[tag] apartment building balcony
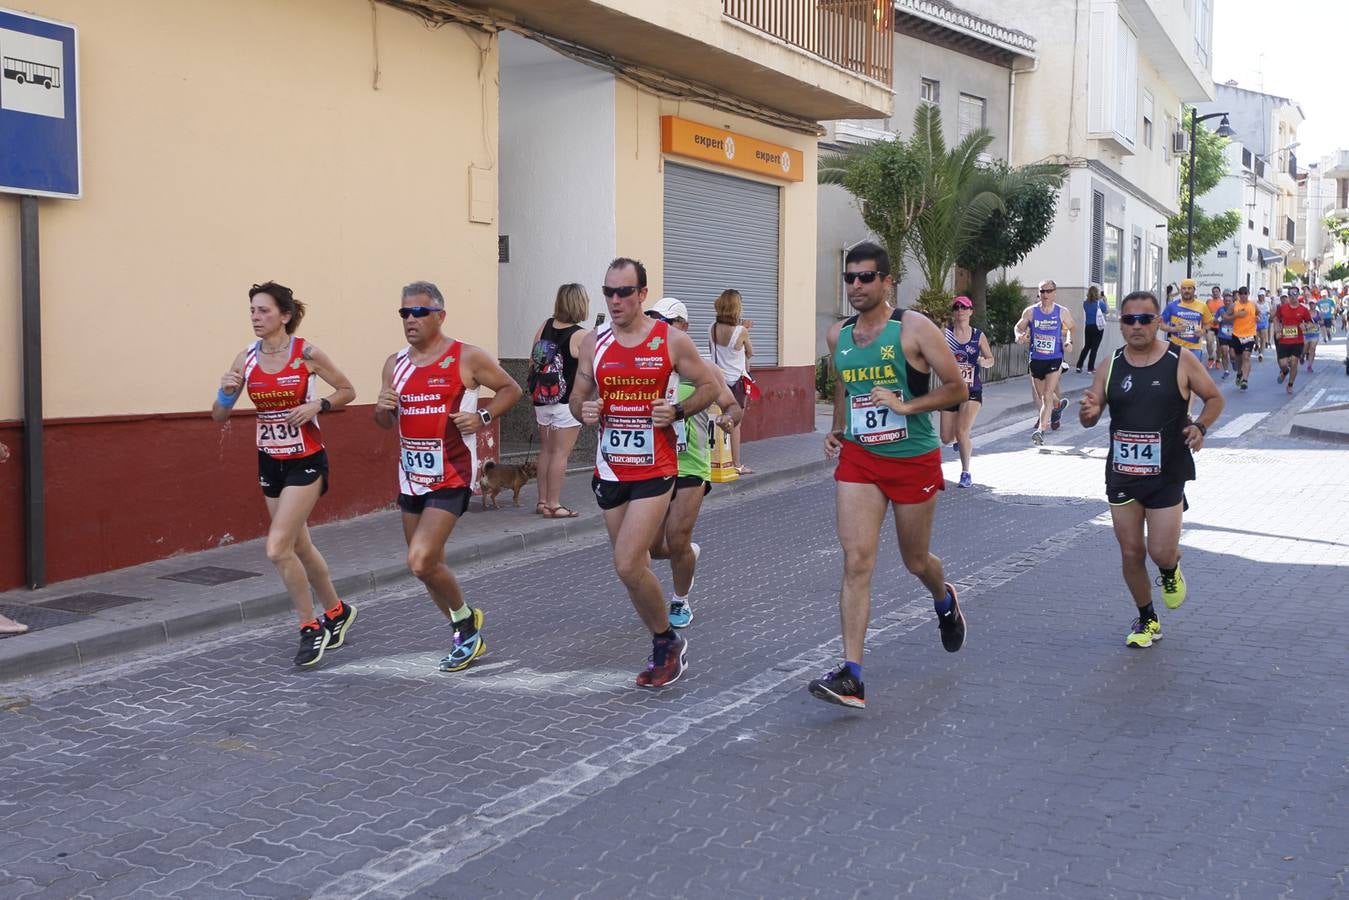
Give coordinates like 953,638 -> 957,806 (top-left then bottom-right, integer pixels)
1118,0 -> 1214,101
448,0 -> 894,121
1325,150 -> 1349,179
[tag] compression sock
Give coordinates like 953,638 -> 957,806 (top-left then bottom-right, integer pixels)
1138,602 -> 1156,623
843,661 -> 863,682
450,604 -> 473,624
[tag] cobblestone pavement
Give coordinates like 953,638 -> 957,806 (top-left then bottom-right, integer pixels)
3,358 -> 1347,899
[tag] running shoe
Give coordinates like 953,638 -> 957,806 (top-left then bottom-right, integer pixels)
294,623 -> 331,667
669,599 -> 693,629
807,664 -> 865,709
439,607 -> 486,672
1126,617 -> 1162,648
1050,397 -> 1068,430
636,632 -> 687,688
1156,566 -> 1186,609
1221,370 -> 1230,380
1277,369 -> 1286,384
936,582 -> 965,652
1031,430 -> 1045,446
958,472 -> 972,488
1308,364 -> 1314,373
1239,379 -> 1248,391
322,601 -> 358,649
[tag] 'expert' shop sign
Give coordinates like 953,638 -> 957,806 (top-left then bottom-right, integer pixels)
660,116 -> 803,183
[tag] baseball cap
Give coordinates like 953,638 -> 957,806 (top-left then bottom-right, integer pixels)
1180,278 -> 1196,289
645,297 -> 688,322
952,296 -> 973,309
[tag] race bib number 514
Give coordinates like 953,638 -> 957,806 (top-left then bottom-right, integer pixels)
1112,430 -> 1161,476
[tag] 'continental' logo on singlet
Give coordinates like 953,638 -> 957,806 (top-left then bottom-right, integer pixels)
839,364 -> 897,383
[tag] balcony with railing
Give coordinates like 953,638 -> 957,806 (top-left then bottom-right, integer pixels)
445,0 -> 893,121
722,0 -> 894,86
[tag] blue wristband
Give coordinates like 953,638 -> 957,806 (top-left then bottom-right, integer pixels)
217,387 -> 240,408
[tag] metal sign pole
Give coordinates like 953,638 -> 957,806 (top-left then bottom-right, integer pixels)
20,194 -> 45,588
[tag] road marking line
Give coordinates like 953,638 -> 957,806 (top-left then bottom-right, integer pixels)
1301,388 -> 1326,413
1210,412 -> 1267,440
318,512 -> 1112,899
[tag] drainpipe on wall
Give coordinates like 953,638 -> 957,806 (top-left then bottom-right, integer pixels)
1007,56 -> 1038,164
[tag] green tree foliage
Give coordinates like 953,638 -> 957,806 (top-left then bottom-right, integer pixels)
820,106 -> 1064,325
1167,109 -> 1241,263
983,278 -> 1028,345
956,160 -> 1066,325
818,129 -> 925,284
1325,261 -> 1349,284
1324,216 -> 1349,252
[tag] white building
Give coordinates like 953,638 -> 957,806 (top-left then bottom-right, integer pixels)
1311,149 -> 1349,284
952,0 -> 1216,316
1169,141 -> 1281,293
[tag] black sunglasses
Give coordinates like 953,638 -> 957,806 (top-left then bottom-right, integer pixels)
951,305 -> 971,311
1038,288 -> 1056,294
842,271 -> 887,284
398,306 -> 439,319
1120,313 -> 1157,325
601,285 -> 641,299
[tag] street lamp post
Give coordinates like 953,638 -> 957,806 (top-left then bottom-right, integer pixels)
1186,110 -> 1236,278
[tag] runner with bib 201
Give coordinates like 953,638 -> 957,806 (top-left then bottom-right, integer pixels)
810,242 -> 969,710
940,296 -> 994,487
1079,290 -> 1223,649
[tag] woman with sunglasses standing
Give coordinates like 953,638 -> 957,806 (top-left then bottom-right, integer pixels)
940,297 -> 994,487
213,282 -> 358,667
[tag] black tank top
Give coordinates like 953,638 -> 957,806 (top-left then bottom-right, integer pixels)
1103,346 -> 1194,487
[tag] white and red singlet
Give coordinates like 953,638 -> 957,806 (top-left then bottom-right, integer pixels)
393,341 -> 479,495
592,321 -> 679,482
243,337 -> 324,459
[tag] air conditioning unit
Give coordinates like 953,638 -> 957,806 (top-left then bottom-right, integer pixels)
1172,132 -> 1189,155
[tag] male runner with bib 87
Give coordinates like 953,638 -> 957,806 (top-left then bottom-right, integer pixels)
375,281 -> 522,673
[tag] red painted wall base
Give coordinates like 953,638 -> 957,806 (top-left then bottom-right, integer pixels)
0,367 -> 816,590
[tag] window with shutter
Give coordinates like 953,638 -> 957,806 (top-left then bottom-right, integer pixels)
958,94 -> 985,141
1091,191 -> 1105,288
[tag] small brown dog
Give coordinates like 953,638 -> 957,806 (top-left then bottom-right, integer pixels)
478,459 -> 538,510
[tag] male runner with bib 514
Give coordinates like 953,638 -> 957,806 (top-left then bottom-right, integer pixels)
569,259 -> 721,688
213,281 -> 358,668
809,242 -> 969,710
374,281 -> 522,672
1079,290 -> 1223,648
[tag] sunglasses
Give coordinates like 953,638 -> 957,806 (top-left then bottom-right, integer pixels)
951,305 -> 971,311
842,271 -> 887,284
398,306 -> 439,319
601,285 -> 641,299
1038,288 -> 1056,294
1120,313 -> 1157,325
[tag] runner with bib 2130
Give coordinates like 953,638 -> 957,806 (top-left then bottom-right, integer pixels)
808,242 -> 969,711
374,280 -> 522,673
213,281 -> 358,668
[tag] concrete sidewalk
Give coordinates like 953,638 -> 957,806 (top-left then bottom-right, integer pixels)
0,369 -> 1123,684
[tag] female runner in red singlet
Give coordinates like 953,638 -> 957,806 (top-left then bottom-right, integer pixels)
212,282 -> 357,667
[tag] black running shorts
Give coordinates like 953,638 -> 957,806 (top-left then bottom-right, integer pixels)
675,475 -> 711,495
258,449 -> 328,499
591,475 -> 675,511
1107,479 -> 1188,511
398,486 -> 471,517
944,388 -> 983,413
1276,342 -> 1304,360
1028,358 -> 1063,380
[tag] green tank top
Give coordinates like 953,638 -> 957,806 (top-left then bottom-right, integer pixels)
834,310 -> 938,459
675,380 -> 711,481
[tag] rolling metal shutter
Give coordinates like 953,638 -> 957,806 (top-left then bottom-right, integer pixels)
663,163 -> 781,366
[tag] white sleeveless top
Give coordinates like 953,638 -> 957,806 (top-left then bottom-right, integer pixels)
708,323 -> 748,383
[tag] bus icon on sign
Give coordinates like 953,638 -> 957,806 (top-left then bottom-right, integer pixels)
3,56 -> 60,89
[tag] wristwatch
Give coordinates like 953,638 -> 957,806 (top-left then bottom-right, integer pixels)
672,403 -> 686,421
319,398 -> 332,414
1191,421 -> 1207,436
478,409 -> 493,426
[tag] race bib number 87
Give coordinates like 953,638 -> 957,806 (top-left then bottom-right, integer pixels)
849,395 -> 907,446
1112,430 -> 1161,476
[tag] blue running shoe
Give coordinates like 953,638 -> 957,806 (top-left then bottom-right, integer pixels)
669,599 -> 693,629
439,607 -> 485,672
958,472 -> 972,488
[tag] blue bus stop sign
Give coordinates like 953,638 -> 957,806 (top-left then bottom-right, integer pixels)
0,7 -> 80,199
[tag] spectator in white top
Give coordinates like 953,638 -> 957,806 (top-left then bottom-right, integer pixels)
709,289 -> 754,475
